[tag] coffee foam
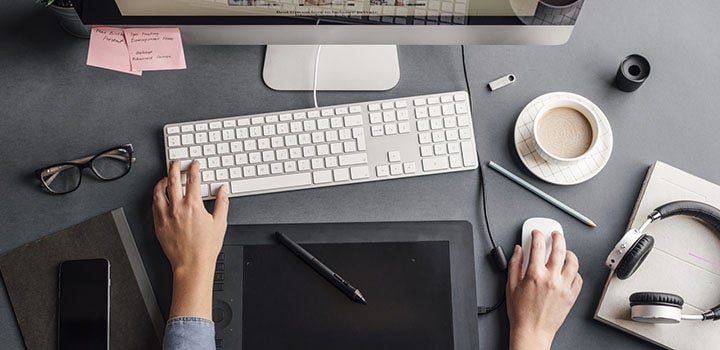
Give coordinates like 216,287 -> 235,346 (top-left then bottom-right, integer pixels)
536,107 -> 593,159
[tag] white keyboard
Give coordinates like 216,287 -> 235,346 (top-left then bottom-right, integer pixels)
163,90 -> 478,199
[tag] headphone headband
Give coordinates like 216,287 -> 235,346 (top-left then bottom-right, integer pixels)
649,200 -> 720,232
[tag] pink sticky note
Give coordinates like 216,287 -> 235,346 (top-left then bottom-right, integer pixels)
123,28 -> 187,71
86,26 -> 142,76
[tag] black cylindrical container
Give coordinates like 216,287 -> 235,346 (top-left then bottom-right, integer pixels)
615,54 -> 651,92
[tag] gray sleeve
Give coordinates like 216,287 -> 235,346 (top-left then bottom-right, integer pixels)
163,316 -> 216,350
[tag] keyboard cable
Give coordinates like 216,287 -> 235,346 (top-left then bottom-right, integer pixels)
312,19 -> 323,109
461,45 -> 508,316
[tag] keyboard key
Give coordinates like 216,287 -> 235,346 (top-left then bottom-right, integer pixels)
371,126 -> 384,137
448,142 -> 461,153
325,156 -> 338,168
298,134 -> 311,145
368,103 -> 381,111
441,95 -> 453,103
290,122 -> 303,133
290,148 -> 303,159
418,133 -> 432,144
216,169 -> 229,180
181,134 -> 194,145
384,124 -> 398,135
326,130 -> 339,142
169,148 -> 189,159
317,118 -> 330,130
195,133 -> 208,144
330,143 -> 343,154
211,182 -> 229,196
434,144 -> 447,155
279,113 -> 292,121
231,173 -> 312,193
237,118 -> 251,126
250,126 -> 262,137
202,170 -> 215,182
443,117 -> 457,128
429,105 -> 442,117
387,151 -> 401,162
317,144 -> 330,155
349,105 -> 362,113
417,120 -> 430,131
195,123 -> 208,131
265,115 -> 279,123
413,98 -> 426,106
442,104 -> 454,115
312,132 -> 325,143
276,149 -> 289,160
230,167 -> 243,179
333,168 -> 350,181
257,164 -> 270,176
221,155 -> 234,167
168,135 -> 181,147
244,140 -> 257,151
446,129 -> 459,141
307,111 -> 320,118
415,107 -> 428,118
398,122 -> 411,134
223,120 -> 236,128
343,141 -> 357,153
249,152 -> 262,163
344,115 -> 363,127
454,93 -> 467,101
321,109 -> 334,117
271,136 -> 284,148
459,128 -> 472,139
189,146 -> 202,157
383,111 -> 395,122
236,128 -> 249,139
422,156 -> 449,171
298,159 -> 311,171
330,117 -> 344,128
200,184 -> 210,197
285,134 -> 298,146
335,107 -> 348,115
449,154 -> 463,168
461,141 -> 477,166
312,158 -> 324,169
428,96 -> 440,104
262,150 -> 275,162
181,125 -> 194,133
403,162 -> 416,174
303,146 -> 316,157
203,145 -> 216,156
235,154 -> 248,165
390,163 -> 403,175
395,100 -> 408,108
243,166 -> 256,177
431,119 -> 443,130
208,157 -> 221,168
350,166 -> 370,179
284,161 -> 297,172
396,109 -> 410,120
381,102 -> 394,110
263,124 -> 276,136
420,145 -> 433,157
303,120 -> 316,131
293,112 -> 307,120
313,170 -> 332,184
251,117 -> 264,124
455,103 -> 469,114
167,126 -> 180,134
271,163 -> 284,174
257,138 -> 271,150
277,123 -> 289,134
209,122 -> 222,129
217,143 -> 230,154
339,153 -> 368,166
376,165 -> 390,177
458,115 -> 471,126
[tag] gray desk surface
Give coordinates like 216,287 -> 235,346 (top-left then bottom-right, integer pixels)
2,0 -> 719,348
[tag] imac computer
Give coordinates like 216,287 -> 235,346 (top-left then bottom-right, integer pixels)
74,0 -> 584,90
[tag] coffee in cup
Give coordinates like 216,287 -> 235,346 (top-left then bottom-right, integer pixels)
532,99 -> 599,164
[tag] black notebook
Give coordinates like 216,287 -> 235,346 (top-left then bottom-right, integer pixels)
0,208 -> 164,349
212,221 -> 478,350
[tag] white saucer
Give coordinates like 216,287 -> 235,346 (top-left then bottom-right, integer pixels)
513,92 -> 613,185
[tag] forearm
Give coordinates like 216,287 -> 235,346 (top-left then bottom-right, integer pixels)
509,328 -> 553,350
169,266 -> 215,319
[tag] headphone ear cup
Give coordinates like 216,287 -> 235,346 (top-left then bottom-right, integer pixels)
615,234 -> 654,280
629,292 -> 684,324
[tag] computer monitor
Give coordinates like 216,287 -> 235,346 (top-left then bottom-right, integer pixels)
74,0 -> 584,90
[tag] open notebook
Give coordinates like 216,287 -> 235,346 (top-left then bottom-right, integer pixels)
595,161 -> 720,349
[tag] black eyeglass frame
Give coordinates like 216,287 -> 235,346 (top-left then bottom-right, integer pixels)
34,143 -> 135,195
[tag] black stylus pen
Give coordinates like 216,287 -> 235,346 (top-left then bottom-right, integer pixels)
274,231 -> 367,305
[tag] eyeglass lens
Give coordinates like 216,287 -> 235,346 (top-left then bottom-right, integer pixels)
40,164 -> 81,194
91,148 -> 132,180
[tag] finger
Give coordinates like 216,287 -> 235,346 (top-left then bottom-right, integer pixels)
184,160 -> 202,203
527,230 -> 547,270
166,161 -> 183,205
212,185 -> 229,222
152,178 -> 169,219
571,273 -> 583,297
562,251 -> 580,279
546,231 -> 566,271
507,245 -> 523,291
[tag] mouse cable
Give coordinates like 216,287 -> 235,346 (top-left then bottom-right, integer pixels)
461,45 -> 508,316
312,44 -> 323,109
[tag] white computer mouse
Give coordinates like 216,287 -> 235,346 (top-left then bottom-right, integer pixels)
521,217 -> 564,277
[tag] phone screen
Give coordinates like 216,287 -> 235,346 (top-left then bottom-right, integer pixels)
58,259 -> 110,350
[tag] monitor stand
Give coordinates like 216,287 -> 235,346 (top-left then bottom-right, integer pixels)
263,45 -> 399,91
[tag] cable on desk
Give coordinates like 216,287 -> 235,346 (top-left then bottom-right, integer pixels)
462,44 -> 508,316
312,44 -> 323,109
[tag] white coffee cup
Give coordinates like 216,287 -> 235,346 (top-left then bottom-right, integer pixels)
532,99 -> 600,164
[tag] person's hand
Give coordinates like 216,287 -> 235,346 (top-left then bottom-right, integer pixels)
506,231 -> 582,350
152,160 -> 229,319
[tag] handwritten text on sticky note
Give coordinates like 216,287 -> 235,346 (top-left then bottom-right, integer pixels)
123,28 -> 187,71
86,27 -> 141,76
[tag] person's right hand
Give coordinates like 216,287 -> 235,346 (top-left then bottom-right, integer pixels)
506,230 -> 583,350
152,160 -> 229,319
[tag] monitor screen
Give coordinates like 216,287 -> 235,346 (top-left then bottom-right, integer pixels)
77,0 -> 583,26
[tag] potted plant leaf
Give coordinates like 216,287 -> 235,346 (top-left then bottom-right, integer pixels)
41,0 -> 91,38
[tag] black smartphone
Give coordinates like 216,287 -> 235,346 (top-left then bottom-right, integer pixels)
58,258 -> 110,350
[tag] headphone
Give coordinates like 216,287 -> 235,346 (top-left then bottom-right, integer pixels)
605,200 -> 720,324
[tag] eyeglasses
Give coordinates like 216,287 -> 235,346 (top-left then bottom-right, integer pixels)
34,144 -> 135,195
